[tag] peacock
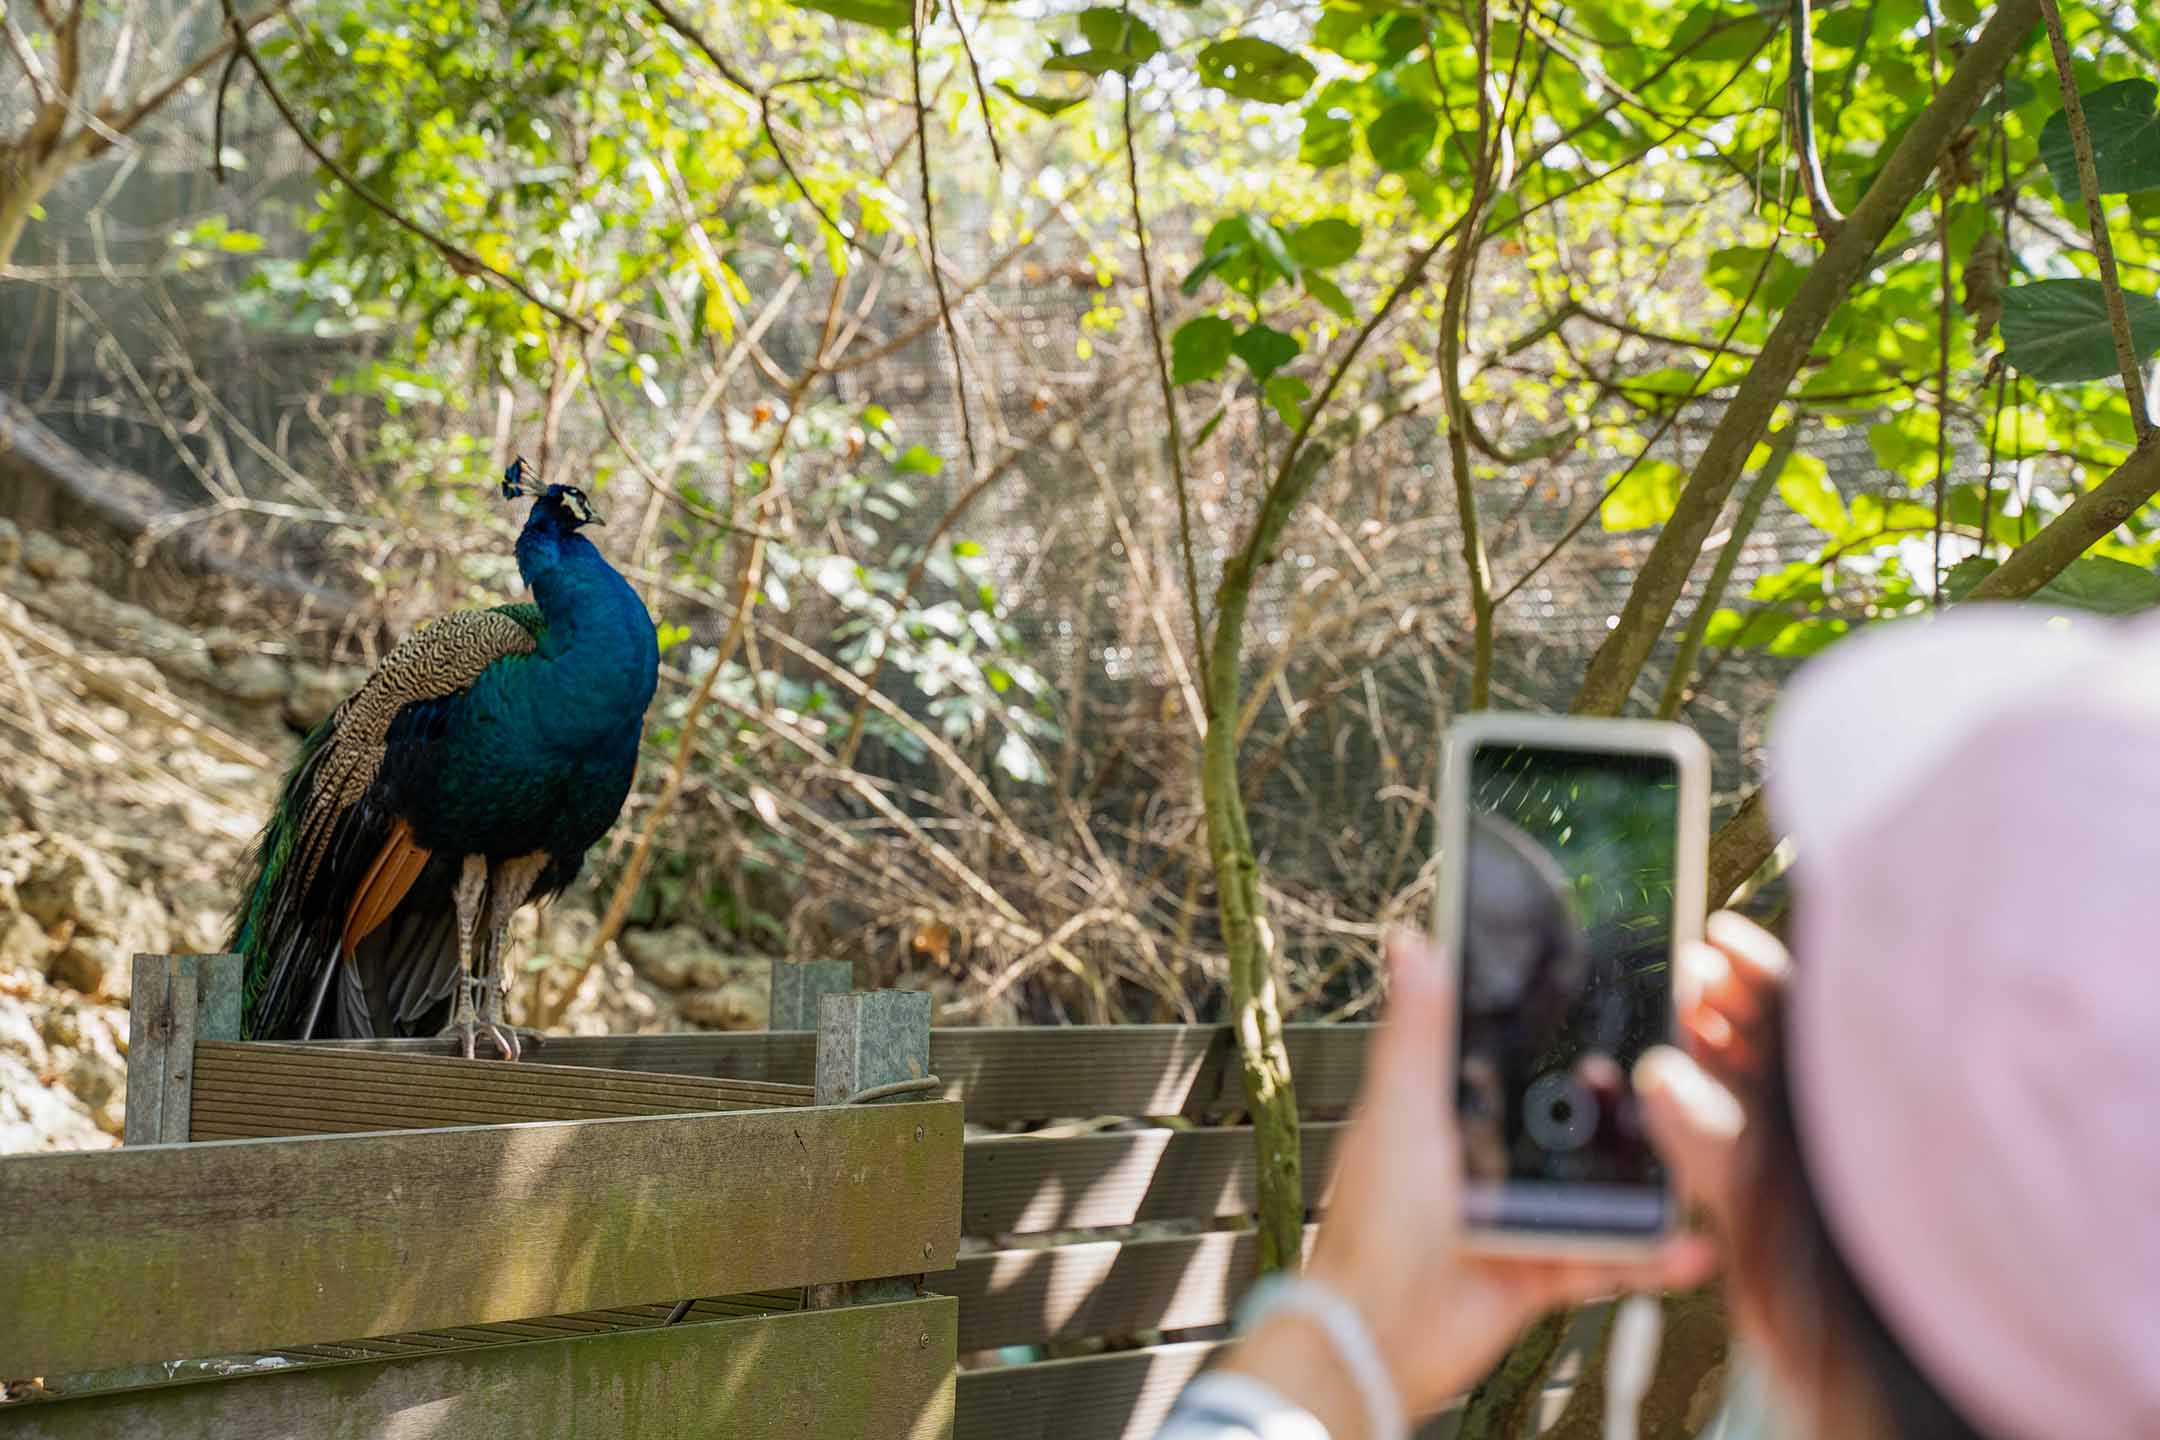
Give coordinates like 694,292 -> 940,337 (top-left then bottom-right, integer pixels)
227,459 -> 659,1058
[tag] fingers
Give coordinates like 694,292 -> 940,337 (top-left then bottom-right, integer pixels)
1677,912 -> 1790,1075
1371,929 -> 1450,1089
1480,1233 -> 1718,1314
1635,1046 -> 1744,1235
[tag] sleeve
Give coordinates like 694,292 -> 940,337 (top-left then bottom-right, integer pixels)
1153,1372 -> 1335,1440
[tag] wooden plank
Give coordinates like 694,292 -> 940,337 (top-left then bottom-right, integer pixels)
953,1341 -> 1222,1440
186,1043 -> 808,1139
948,1226 -> 1319,1352
309,1025 -> 1373,1124
0,1100 -> 961,1378
122,956 -> 241,1145
8,1296 -> 956,1440
962,1124 -> 1342,1236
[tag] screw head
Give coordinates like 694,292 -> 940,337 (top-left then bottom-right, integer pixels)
922,1241 -> 934,1260
919,1332 -> 930,1349
914,1123 -> 925,1142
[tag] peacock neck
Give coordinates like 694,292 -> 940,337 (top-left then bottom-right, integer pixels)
516,527 -> 658,723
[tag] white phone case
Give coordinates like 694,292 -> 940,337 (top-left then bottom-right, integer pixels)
1433,712 -> 1711,1258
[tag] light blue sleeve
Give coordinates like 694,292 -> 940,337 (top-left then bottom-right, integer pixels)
1154,1372 -> 1334,1440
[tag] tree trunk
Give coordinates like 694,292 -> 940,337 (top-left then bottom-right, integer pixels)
1201,565 -> 1305,1274
0,146 -> 66,271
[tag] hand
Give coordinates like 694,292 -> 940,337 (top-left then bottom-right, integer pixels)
1217,931 -> 1715,1433
1635,910 -> 1792,1247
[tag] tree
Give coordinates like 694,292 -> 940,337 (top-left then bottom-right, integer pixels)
0,0 -> 281,267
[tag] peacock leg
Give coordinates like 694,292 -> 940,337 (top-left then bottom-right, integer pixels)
477,852 -> 550,1061
439,854 -> 489,1060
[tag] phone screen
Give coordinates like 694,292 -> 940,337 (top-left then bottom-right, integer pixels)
1453,742 -> 1679,1236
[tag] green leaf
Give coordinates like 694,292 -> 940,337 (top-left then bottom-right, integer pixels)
1303,270 -> 1354,319
2038,80 -> 2160,202
2000,279 -> 2160,385
1600,459 -> 1685,532
2034,556 -> 2160,614
1366,100 -> 1438,173
1943,555 -> 1998,604
1046,7 -> 1162,75
1239,214 -> 1299,285
788,0 -> 910,28
1668,4 -> 1778,61
1232,323 -> 1301,380
1301,110 -> 1355,168
656,621 -> 691,653
1190,405 -> 1229,449
894,444 -> 944,475
1288,218 -> 1362,269
1767,617 -> 1849,658
1705,245 -> 1804,309
994,78 -> 1090,116
1312,7 -> 1425,65
1171,314 -> 1236,384
1197,38 -> 1317,104
1264,374 -> 1311,426
1777,451 -> 1845,533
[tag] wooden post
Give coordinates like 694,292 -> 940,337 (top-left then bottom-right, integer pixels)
122,955 -> 243,1147
812,989 -> 936,1308
770,958 -> 853,1031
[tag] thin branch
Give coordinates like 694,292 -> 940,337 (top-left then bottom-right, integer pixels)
1929,6 -> 1952,602
1122,74 -> 1209,700
1791,0 -> 1845,239
2037,0 -> 2154,440
210,48 -> 243,182
1657,423 -> 1796,719
216,0 -> 588,331
1443,0 -> 1499,709
908,0 -> 980,481
947,0 -> 1003,170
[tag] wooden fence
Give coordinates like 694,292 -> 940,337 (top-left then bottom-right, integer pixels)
3,955 -> 1611,1438
0,956 -> 960,1439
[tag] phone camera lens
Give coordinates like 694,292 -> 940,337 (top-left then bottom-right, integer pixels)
1523,1071 -> 1598,1152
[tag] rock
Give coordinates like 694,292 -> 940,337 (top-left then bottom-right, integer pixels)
621,925 -> 726,991
0,1052 -> 111,1154
108,882 -> 173,956
0,995 -> 47,1070
18,837 -> 122,931
21,531 -> 91,583
47,1006 -> 127,1136
0,912 -> 52,974
284,664 -> 354,731
0,517 -> 20,584
50,935 -> 128,999
679,979 -> 767,1030
216,653 -> 289,705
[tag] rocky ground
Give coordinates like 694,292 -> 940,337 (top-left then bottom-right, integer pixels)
0,517 -> 775,1154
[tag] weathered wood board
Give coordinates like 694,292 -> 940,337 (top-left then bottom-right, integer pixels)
316,1024 -> 1374,1124
187,1042 -> 810,1140
8,1297 -> 956,1440
0,1101 -> 960,1378
946,1225 -> 1319,1352
961,1124 -> 1343,1236
953,1341 -> 1222,1440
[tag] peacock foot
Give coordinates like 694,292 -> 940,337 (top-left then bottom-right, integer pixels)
477,989 -> 537,1061
440,982 -> 483,1060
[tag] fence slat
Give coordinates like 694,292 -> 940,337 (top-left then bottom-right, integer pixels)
0,1101 -> 959,1378
186,1042 -> 807,1139
953,1341 -> 1222,1440
308,1025 -> 1373,1124
961,1125 -> 1343,1236
948,1225 -> 1319,1352
8,1296 -> 957,1440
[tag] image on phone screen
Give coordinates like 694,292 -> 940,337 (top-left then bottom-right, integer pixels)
1454,742 -> 1678,1236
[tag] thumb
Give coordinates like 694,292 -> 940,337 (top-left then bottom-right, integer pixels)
1635,1046 -> 1744,1233
1372,929 -> 1450,1091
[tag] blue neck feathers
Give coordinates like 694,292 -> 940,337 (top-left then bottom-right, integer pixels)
514,505 -> 659,726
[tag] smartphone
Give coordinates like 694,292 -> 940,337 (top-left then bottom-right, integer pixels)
1434,713 -> 1709,1257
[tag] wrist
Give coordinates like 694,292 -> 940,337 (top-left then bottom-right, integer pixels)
1217,1313 -> 1376,1440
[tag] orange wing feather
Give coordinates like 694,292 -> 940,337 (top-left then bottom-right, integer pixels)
342,818 -> 432,956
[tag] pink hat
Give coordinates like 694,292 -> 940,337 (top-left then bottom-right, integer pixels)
1769,605 -> 2160,1440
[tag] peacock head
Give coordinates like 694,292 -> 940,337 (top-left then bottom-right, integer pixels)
501,456 -> 604,530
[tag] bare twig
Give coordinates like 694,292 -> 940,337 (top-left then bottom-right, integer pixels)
2036,0 -> 2153,440
1122,76 -> 1210,700
1791,0 -> 1845,239
946,0 -> 1003,169
907,0 -> 980,481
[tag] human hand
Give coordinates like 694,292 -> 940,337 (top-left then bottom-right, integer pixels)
1634,910 -> 1792,1247
1219,931 -> 1715,1432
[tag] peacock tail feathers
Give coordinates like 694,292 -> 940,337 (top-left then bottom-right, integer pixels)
229,605 -> 546,1037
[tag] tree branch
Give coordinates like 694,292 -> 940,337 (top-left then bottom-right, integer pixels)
1791,0 -> 1846,239
1570,0 -> 2042,716
216,0 -> 588,331
1658,423 -> 1796,719
908,0 -> 979,480
2036,0 -> 2153,440
1123,76 -> 1209,700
